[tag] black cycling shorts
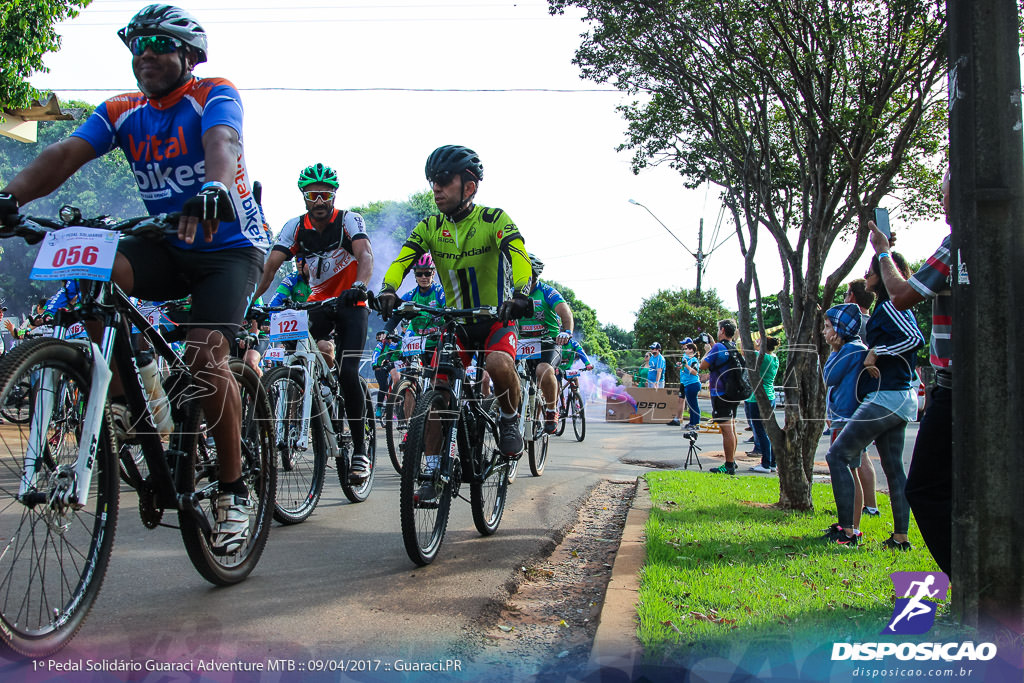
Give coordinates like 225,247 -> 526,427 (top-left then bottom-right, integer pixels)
117,237 -> 262,342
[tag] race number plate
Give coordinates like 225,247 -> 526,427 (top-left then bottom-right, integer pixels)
30,227 -> 119,281
269,309 -> 309,341
264,347 -> 286,363
402,335 -> 425,357
65,322 -> 88,339
516,338 -> 542,360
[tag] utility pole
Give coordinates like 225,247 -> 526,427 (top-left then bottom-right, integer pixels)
948,0 -> 1024,630
695,217 -> 705,296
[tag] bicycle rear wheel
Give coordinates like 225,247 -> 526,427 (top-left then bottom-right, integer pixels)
470,397 -> 508,535
571,390 -> 586,442
400,388 -> 455,565
263,365 -> 326,524
179,360 -> 275,585
528,395 -> 549,477
385,378 -> 418,474
340,377 -> 376,503
0,338 -> 119,657
554,387 -> 567,437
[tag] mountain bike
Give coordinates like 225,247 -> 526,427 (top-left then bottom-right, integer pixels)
252,301 -> 376,525
515,337 -> 550,477
383,333 -> 438,474
556,368 -> 586,442
0,210 -> 274,657
390,301 -> 513,566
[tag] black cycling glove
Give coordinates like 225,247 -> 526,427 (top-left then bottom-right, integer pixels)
182,183 -> 236,222
376,287 -> 398,320
337,282 -> 368,309
0,193 -> 19,228
498,292 -> 533,323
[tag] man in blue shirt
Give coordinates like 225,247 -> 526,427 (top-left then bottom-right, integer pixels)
700,319 -> 740,475
646,342 -> 666,388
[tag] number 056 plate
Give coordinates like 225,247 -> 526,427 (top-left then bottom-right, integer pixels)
30,227 -> 119,281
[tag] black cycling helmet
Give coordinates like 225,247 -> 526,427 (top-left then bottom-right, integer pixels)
425,145 -> 484,183
118,5 -> 208,64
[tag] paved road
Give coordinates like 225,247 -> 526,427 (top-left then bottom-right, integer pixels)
2,402 -> 920,677
3,404 -> 654,675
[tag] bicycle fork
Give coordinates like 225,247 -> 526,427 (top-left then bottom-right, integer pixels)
20,340 -> 112,509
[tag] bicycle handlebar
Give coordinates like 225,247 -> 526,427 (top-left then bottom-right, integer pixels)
0,211 -> 183,245
393,300 -> 498,320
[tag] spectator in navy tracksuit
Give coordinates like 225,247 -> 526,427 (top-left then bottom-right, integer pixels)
822,252 -> 924,548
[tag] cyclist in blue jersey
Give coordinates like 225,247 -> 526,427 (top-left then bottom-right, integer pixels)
0,5 -> 268,555
44,280 -> 81,315
268,257 -> 312,306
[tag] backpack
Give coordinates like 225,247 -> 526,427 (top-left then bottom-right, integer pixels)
718,341 -> 754,403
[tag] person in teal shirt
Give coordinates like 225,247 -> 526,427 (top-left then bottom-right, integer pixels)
669,339 -> 702,429
746,336 -> 780,473
646,342 -> 666,388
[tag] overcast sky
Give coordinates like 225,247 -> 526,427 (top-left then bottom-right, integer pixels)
30,0 -> 952,331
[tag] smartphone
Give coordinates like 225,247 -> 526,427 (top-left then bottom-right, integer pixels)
873,207 -> 891,239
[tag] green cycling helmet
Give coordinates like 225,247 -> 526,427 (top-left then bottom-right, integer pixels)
297,163 -> 339,190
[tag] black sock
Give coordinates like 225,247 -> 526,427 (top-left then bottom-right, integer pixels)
219,477 -> 249,498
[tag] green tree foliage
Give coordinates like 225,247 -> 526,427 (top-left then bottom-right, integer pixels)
0,101 -> 144,313
633,287 -> 729,381
0,0 -> 91,112
551,0 -> 948,509
545,279 -> 616,371
353,190 -> 436,243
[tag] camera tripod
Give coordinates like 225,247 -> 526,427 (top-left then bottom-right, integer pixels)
683,429 -> 702,470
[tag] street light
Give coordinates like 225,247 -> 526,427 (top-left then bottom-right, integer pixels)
628,198 -> 706,294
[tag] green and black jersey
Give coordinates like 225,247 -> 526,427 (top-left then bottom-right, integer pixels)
383,205 -> 531,308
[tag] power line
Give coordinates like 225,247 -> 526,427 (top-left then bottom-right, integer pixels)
46,86 -> 620,93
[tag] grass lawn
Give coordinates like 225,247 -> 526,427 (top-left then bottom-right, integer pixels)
639,471 -> 954,665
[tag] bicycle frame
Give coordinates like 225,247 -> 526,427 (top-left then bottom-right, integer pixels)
19,280 -> 206,527
275,331 -> 342,459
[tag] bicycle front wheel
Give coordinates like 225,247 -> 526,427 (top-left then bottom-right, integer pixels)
385,378 -> 418,475
0,376 -> 32,424
471,397 -> 508,535
179,360 -> 275,585
263,365 -> 326,525
0,338 -> 119,657
400,388 -> 455,565
528,395 -> 548,477
571,390 -> 586,442
340,377 -> 376,503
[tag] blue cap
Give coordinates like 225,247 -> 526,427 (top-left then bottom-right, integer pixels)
826,303 -> 862,341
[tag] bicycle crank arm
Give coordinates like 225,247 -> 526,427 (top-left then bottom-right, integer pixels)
177,492 -> 213,538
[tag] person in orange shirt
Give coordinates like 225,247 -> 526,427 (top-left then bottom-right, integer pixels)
253,162 -> 375,483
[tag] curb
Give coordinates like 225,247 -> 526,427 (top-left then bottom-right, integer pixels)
586,476 -> 650,677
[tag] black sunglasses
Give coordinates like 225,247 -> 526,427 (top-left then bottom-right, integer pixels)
428,170 -> 458,186
414,271 -> 433,277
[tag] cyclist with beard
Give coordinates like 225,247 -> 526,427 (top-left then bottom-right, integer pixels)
0,5 -> 269,555
377,145 -> 532,462
253,163 -> 375,484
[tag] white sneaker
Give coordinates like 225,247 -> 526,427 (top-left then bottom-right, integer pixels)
211,493 -> 253,556
348,453 -> 372,484
749,464 -> 772,473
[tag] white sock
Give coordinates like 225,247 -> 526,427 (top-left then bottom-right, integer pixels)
500,409 -> 518,420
